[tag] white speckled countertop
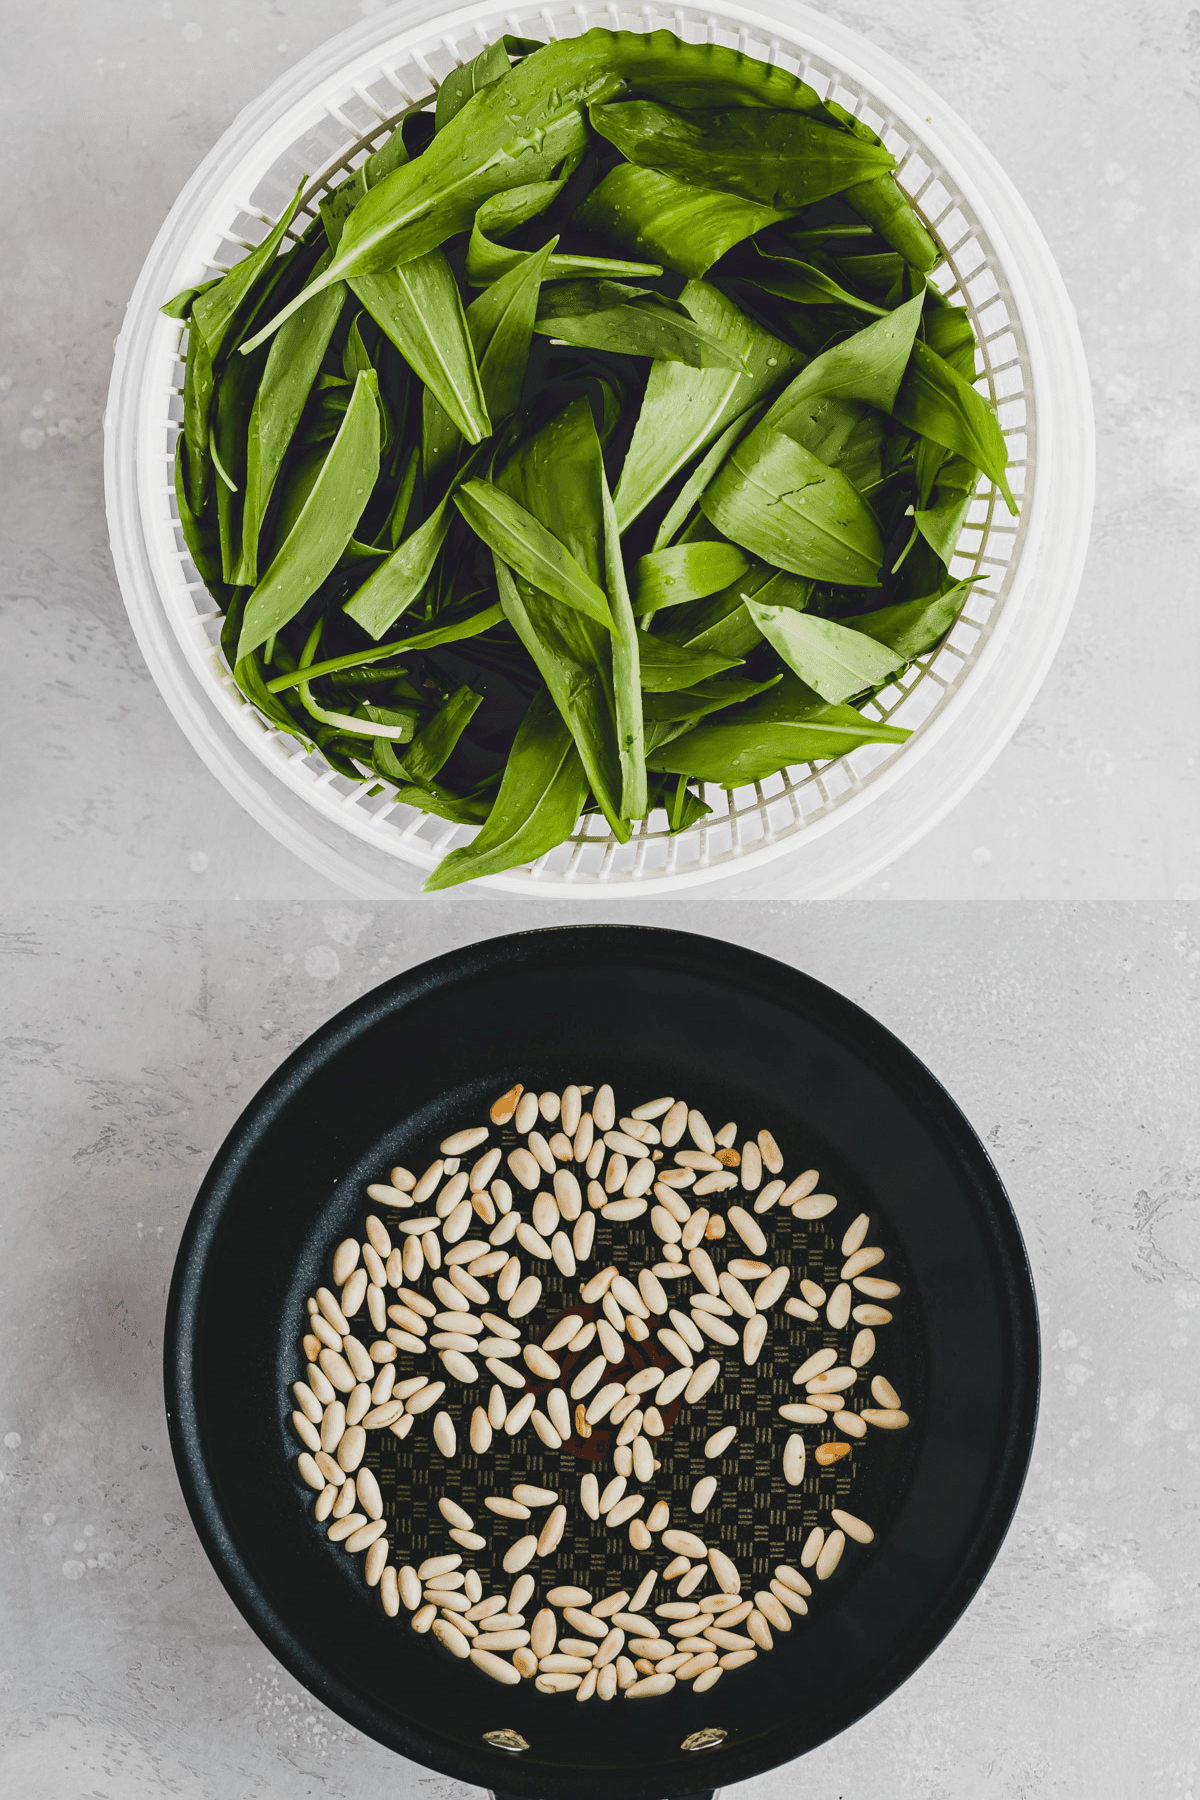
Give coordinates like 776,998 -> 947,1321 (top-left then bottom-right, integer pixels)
1,0 -> 1197,1794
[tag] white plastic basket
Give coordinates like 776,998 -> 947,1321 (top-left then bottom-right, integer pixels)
105,0 -> 1094,898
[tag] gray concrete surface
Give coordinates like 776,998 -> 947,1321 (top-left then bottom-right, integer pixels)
1,901 -> 1197,1798
1,0 -> 1198,1796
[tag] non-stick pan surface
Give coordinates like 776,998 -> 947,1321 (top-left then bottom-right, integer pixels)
164,926 -> 1039,1799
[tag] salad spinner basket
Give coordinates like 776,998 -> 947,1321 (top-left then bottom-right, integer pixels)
105,0 -> 1094,897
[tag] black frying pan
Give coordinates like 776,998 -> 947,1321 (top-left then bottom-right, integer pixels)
164,925 -> 1038,1799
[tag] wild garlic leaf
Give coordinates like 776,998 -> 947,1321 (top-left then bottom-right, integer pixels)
588,100 -> 896,210
454,479 -> 614,628
744,595 -> 906,702
237,370 -> 380,662
534,280 -> 746,367
423,689 -> 589,890
894,341 -> 1016,511
636,636 -> 745,692
841,578 -> 977,659
352,251 -> 490,445
615,280 -> 801,532
700,425 -> 884,585
648,671 -> 909,783
631,541 -> 751,616
574,163 -> 790,279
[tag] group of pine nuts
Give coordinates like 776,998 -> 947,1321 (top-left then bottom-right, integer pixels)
290,1082 -> 910,1699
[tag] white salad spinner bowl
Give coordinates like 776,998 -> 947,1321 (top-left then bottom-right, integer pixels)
105,0 -> 1094,897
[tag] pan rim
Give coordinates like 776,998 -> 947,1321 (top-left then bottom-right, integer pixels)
163,923 -> 1040,1797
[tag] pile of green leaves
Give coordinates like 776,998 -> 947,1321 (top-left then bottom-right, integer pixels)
166,28 -> 1014,889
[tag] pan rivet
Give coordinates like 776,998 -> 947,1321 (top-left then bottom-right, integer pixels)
682,1728 -> 727,1752
483,1729 -> 530,1753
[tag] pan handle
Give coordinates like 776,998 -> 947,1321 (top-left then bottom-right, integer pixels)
489,1792 -> 718,1800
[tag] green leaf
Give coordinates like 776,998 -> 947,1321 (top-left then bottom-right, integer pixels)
454,479 -> 614,628
235,261 -> 346,585
912,455 -> 978,566
265,601 -> 504,692
182,182 -> 304,506
232,643 -> 315,751
435,37 -> 540,134
588,100 -> 895,210
700,425 -> 884,585
615,279 -> 801,532
236,370 -> 380,661
841,578 -> 976,659
600,473 -> 647,820
636,636 -> 744,691
396,685 -> 483,784
173,434 -> 221,587
631,541 -> 750,615
744,591 -> 905,701
648,672 -> 909,782
239,37 -> 622,346
212,340 -> 265,581
239,30 -> 934,349
741,244 -> 888,315
320,131 -> 411,251
533,280 -> 745,368
423,688 -> 589,889
471,238 -> 557,422
493,397 -> 628,836
764,291 -> 926,428
343,497 -> 454,639
161,275 -> 221,321
893,340 -> 1015,511
839,170 -> 939,272
574,162 -> 790,279
351,251 -> 490,444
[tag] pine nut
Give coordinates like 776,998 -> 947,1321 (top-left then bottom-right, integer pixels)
495,1256 -> 520,1302
853,1302 -> 893,1326
407,1381 -> 445,1415
293,1381 -> 323,1424
827,1283 -> 852,1329
537,1504 -> 567,1554
691,1476 -> 717,1513
432,1412 -> 456,1456
861,1407 -> 909,1429
501,1536 -> 537,1574
523,1344 -> 559,1381
871,1374 -> 902,1409
783,1434 -> 806,1485
592,1084 -> 616,1130
685,1359 -> 720,1404
325,1504 -> 368,1548
356,1468 -> 383,1520
344,1518 -> 387,1553
628,1672 -> 675,1697
752,1179 -> 786,1215
850,1328 -> 875,1368
508,1274 -> 541,1318
708,1548 -> 741,1593
490,1084 -> 522,1126
785,1298 -> 819,1323
507,1148 -> 540,1190
486,1384 -> 508,1429
580,1266 -> 617,1304
504,1393 -> 536,1435
727,1207 -> 767,1256
539,1387 -> 568,1440
606,1495 -> 645,1528
432,1616 -> 471,1658
754,1267 -> 789,1309
337,1426 -> 366,1472
441,1126 -> 488,1157
815,1529 -> 845,1580
794,1193 -> 837,1219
